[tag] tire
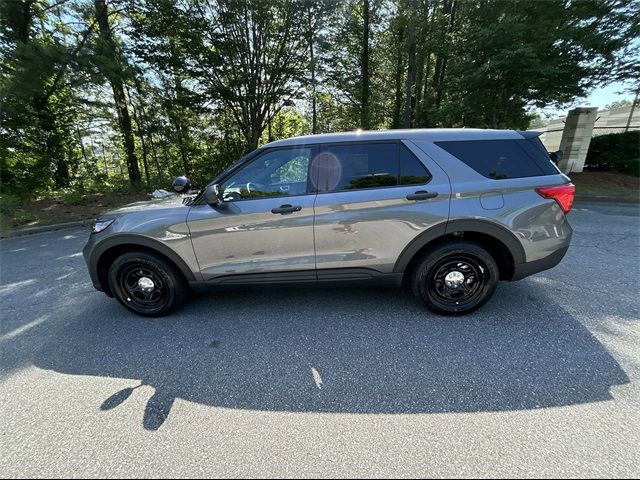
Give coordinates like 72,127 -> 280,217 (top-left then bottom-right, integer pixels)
108,251 -> 188,317
410,241 -> 499,316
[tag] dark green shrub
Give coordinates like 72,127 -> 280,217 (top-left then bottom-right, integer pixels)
0,193 -> 36,229
585,131 -> 640,176
53,188 -> 85,206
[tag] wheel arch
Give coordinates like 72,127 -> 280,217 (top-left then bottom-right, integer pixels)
394,219 -> 525,282
90,235 -> 196,296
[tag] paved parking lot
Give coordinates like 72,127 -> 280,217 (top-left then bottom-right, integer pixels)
1,202 -> 639,478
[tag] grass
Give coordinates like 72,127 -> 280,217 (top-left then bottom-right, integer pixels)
0,190 -> 149,233
570,171 -> 639,202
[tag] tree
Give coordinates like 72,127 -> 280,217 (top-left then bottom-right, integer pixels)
320,0 -> 389,130
604,99 -> 633,110
188,0 -> 309,150
433,0 -> 640,128
360,0 -> 371,129
127,0 -> 206,177
2,0 -> 639,207
0,0 -> 87,194
402,0 -> 417,128
390,10 -> 405,129
93,0 -> 141,184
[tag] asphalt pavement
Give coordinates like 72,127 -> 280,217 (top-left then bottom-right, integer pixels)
1,202 -> 639,478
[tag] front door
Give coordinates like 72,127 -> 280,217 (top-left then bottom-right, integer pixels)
187,146 -> 318,283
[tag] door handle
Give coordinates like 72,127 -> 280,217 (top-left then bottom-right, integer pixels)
406,190 -> 438,201
271,204 -> 302,215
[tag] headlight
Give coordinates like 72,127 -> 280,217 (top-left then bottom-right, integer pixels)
92,219 -> 115,234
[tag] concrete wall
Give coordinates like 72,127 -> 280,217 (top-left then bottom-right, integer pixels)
556,107 -> 599,173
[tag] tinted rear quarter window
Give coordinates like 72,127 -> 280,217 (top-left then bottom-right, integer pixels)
400,143 -> 432,185
435,139 -> 557,179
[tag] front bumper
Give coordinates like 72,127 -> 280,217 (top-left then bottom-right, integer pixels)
82,234 -> 104,292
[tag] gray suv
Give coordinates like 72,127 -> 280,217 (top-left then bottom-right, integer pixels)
83,129 -> 574,317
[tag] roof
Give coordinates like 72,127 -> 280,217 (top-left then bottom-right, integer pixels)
265,128 -> 527,148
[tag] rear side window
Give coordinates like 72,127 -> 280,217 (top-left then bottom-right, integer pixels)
400,143 -> 432,185
313,142 -> 432,192
435,139 -> 557,179
319,143 -> 397,191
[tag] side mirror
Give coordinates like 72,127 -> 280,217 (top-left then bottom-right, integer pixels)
204,184 -> 221,205
172,176 -> 191,193
549,150 -> 563,164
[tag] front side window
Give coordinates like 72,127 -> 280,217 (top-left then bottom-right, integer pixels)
220,148 -> 313,200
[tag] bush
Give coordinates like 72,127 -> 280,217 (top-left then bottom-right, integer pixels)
0,193 -> 36,228
53,188 -> 85,206
585,131 -> 640,176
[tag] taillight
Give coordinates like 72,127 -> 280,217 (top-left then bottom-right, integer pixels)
536,184 -> 575,214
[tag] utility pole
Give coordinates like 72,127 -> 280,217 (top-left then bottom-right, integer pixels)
625,86 -> 639,132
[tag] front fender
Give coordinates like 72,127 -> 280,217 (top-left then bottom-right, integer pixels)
84,233 -> 201,294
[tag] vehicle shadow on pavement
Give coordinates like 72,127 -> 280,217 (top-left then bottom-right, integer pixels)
32,280 -> 629,431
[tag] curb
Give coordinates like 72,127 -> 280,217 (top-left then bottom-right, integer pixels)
0,219 -> 94,239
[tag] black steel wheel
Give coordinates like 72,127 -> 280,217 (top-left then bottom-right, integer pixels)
411,241 -> 499,315
108,251 -> 188,317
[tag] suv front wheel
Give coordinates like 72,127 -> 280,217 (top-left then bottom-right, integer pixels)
411,241 -> 499,315
108,251 -> 188,317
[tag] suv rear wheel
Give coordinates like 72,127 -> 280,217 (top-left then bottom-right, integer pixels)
411,241 -> 499,315
108,251 -> 188,317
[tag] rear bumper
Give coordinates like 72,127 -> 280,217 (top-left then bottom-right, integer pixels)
511,245 -> 569,281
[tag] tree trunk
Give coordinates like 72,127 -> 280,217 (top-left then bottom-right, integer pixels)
433,0 -> 456,109
94,0 -> 141,185
18,0 -> 35,43
148,132 -> 162,178
307,8 -> 318,134
127,88 -> 150,188
404,0 -> 417,128
76,126 -> 88,164
169,39 -> 192,176
423,52 -> 432,104
170,114 -> 191,176
414,53 -> 424,118
131,76 -> 162,177
360,0 -> 371,129
392,24 -> 405,129
247,122 -> 263,151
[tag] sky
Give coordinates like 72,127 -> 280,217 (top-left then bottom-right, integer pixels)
538,79 -> 638,120
579,80 -> 637,109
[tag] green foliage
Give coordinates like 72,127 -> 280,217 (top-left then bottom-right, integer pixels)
604,99 -> 634,110
0,193 -> 36,228
585,131 -> 640,176
54,189 -> 86,206
419,0 -> 639,128
528,112 -> 548,130
261,109 -> 311,144
1,0 -> 638,204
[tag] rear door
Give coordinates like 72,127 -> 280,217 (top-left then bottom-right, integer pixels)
312,140 -> 451,277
